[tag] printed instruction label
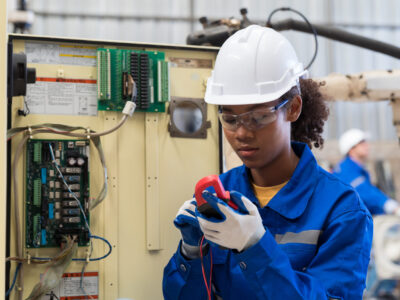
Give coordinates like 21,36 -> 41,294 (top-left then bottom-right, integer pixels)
26,77 -> 98,116
26,42 -> 97,66
169,57 -> 213,69
40,271 -> 99,300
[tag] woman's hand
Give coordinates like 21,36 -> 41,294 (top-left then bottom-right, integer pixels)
197,191 -> 265,252
174,199 -> 204,247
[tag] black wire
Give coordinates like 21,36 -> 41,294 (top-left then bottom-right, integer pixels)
17,97 -> 31,116
266,7 -> 318,69
49,291 -> 60,300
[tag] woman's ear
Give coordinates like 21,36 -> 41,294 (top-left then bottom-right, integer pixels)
286,95 -> 302,122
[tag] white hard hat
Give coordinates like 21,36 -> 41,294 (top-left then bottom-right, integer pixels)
205,25 -> 308,105
339,128 -> 368,155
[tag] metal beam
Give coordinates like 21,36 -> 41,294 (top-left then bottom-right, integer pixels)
32,10 -> 400,31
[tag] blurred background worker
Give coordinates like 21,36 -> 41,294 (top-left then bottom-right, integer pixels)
333,128 -> 399,216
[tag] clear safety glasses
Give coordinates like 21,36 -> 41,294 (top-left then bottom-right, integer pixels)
218,99 -> 289,131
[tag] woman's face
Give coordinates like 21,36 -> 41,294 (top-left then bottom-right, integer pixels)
222,98 -> 300,170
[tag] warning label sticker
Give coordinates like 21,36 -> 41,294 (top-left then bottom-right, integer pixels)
26,42 -> 97,66
26,77 -> 98,116
40,272 -> 99,300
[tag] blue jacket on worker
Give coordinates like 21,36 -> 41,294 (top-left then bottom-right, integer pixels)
163,142 -> 373,299
333,156 -> 388,215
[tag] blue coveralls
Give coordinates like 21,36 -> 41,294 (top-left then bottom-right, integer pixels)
163,142 -> 373,299
333,156 -> 389,215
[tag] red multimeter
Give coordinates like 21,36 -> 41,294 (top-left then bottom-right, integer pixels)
195,175 -> 238,219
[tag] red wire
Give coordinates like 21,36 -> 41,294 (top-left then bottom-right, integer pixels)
200,236 -> 213,300
209,244 -> 213,297
200,236 -> 209,297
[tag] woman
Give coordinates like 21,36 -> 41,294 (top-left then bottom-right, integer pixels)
163,25 -> 372,299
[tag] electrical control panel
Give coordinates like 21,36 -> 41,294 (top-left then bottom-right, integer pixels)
25,139 -> 90,248
97,48 -> 170,112
8,33 -> 218,300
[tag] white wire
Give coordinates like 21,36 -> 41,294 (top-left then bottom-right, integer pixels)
12,134 -> 29,300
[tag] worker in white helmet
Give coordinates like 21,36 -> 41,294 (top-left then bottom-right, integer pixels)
164,25 -> 372,299
333,128 -> 399,215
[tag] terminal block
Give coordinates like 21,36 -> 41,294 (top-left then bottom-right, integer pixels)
97,48 -> 170,112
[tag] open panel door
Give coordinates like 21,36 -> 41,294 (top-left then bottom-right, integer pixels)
7,34 -> 219,300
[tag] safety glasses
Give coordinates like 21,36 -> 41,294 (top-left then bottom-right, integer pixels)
218,99 -> 289,131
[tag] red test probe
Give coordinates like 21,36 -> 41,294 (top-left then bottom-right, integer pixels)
195,175 -> 238,219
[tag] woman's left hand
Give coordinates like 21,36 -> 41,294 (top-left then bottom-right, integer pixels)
197,191 -> 265,252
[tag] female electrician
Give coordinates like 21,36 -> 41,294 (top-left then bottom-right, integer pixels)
163,25 -> 372,299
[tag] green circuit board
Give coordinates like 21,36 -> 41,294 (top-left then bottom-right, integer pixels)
25,139 -> 90,248
97,48 -> 170,112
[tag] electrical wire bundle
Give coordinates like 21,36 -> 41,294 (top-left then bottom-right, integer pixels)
25,236 -> 77,300
6,97 -> 136,299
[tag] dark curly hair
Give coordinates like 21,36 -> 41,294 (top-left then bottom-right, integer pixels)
281,78 -> 329,149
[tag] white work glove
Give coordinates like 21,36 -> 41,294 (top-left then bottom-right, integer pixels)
384,199 -> 400,216
197,191 -> 265,252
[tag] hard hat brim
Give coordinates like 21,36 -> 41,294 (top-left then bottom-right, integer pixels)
205,91 -> 289,105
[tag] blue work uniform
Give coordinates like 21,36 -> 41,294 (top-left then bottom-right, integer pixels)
163,142 -> 373,299
333,156 -> 388,215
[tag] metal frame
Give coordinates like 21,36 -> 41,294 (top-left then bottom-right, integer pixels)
168,96 -> 211,139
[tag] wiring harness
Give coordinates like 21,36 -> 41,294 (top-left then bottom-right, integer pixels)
7,98 -> 136,299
